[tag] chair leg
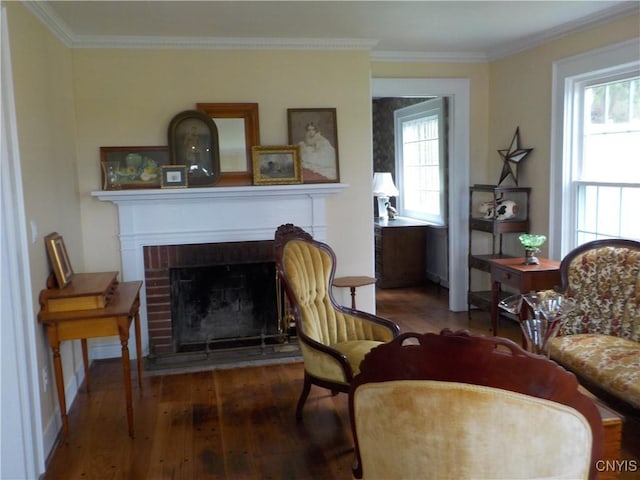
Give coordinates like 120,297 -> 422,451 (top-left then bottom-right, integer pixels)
295,373 -> 312,423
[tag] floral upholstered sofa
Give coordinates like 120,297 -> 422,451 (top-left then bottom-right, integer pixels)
548,239 -> 640,409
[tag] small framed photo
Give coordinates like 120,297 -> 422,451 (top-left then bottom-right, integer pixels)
168,110 -> 221,187
161,165 -> 188,188
44,232 -> 74,288
100,146 -> 169,190
252,145 -> 302,185
287,108 -> 340,183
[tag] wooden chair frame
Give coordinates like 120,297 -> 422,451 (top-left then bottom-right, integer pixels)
349,329 -> 604,479
274,224 -> 399,421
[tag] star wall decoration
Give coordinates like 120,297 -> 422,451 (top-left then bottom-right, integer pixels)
498,127 -> 533,185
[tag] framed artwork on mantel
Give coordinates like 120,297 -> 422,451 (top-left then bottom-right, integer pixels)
287,108 -> 340,184
251,145 -> 302,185
100,146 -> 169,190
168,109 -> 221,187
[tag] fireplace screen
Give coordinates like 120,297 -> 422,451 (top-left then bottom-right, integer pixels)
170,262 -> 282,352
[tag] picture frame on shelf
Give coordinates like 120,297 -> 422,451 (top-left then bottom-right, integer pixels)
100,146 -> 169,190
251,145 -> 302,185
287,108 -> 339,184
196,102 -> 260,186
168,109 -> 221,187
44,232 -> 74,288
161,165 -> 188,188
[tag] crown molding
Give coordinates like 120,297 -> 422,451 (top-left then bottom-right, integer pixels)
21,0 -> 639,61
21,0 -> 74,47
487,2 -> 640,61
21,0 -> 378,51
71,35 -> 378,51
371,50 -> 488,64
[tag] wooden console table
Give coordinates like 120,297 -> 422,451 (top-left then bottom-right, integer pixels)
489,257 -> 560,336
38,272 -> 143,440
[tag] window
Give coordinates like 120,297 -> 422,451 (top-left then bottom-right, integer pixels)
394,98 -> 447,225
575,76 -> 640,243
550,40 -> 640,258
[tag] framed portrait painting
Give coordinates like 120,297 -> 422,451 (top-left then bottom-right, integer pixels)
287,108 -> 340,184
252,145 -> 302,185
168,110 -> 221,187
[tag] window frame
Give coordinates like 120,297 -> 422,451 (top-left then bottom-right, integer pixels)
394,97 -> 447,225
549,39 -> 640,259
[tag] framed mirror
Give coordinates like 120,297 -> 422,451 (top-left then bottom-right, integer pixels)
196,102 -> 260,186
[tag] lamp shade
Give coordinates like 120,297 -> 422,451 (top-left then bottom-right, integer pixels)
372,172 -> 399,197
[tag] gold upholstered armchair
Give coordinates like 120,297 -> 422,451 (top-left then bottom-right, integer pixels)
349,330 -> 603,480
548,238 -> 640,409
274,224 -> 400,422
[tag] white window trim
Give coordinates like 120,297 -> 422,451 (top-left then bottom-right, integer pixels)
394,98 -> 447,225
549,38 -> 640,259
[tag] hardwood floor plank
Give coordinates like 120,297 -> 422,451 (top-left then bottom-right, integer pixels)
42,284 -> 638,480
191,371 -> 226,479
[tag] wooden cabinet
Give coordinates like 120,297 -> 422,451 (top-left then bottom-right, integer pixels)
375,218 -> 429,288
468,184 -> 531,313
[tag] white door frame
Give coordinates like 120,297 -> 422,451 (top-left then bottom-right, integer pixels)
372,78 -> 470,311
1,4 -> 46,477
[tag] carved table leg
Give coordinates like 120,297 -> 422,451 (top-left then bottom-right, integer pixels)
81,339 -> 90,392
48,328 -> 69,442
117,317 -> 134,438
133,308 -> 143,390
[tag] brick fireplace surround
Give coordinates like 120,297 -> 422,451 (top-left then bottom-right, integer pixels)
144,240 -> 276,356
92,184 -> 346,360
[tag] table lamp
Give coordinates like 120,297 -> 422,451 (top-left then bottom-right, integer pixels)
372,172 -> 399,220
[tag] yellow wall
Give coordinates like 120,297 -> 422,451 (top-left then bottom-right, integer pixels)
489,13 -> 639,258
73,49 -> 375,303
6,1 -> 84,440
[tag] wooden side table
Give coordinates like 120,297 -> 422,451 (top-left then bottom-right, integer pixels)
38,280 -> 143,440
489,257 -> 560,336
332,276 -> 376,309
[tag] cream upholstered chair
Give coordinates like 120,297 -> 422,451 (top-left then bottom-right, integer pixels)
349,330 -> 603,480
274,224 -> 399,421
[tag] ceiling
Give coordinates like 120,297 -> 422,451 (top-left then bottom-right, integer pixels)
33,1 -> 639,61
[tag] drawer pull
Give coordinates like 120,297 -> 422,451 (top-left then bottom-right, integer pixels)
502,273 -> 511,281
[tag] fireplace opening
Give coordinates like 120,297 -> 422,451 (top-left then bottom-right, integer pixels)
170,262 -> 284,353
144,240 -> 299,369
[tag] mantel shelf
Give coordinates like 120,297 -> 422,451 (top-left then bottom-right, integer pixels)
90,181 -> 348,358
91,183 -> 349,203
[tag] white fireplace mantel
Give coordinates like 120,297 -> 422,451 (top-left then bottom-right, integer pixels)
91,183 -> 348,357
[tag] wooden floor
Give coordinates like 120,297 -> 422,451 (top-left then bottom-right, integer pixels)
43,283 -> 639,479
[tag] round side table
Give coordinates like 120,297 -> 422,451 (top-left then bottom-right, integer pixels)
332,275 -> 377,309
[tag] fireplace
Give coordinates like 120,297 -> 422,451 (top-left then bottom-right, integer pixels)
144,241 -> 285,358
92,184 -> 346,361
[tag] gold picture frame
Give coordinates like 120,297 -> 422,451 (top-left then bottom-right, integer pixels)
44,232 -> 74,288
252,145 -> 302,185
